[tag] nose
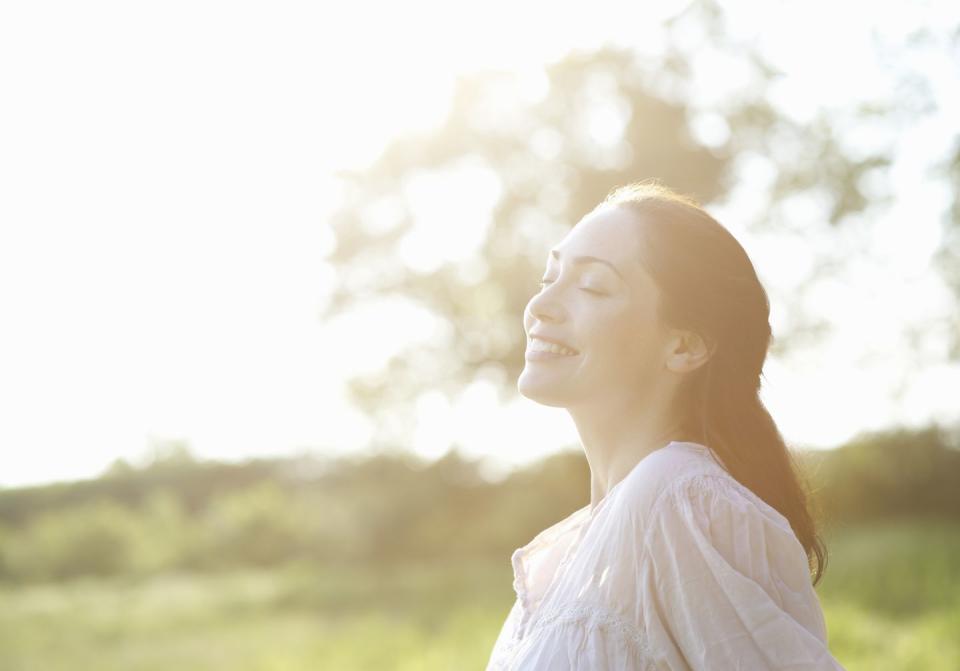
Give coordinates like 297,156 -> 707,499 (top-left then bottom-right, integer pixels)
526,285 -> 565,325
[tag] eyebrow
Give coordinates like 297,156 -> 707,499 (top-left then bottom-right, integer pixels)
548,249 -> 624,280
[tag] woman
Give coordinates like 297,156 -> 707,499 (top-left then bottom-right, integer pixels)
485,182 -> 845,670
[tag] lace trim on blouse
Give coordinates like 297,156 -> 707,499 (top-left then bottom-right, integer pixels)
488,599 -> 657,670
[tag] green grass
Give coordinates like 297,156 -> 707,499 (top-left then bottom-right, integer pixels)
0,520 -> 957,670
816,519 -> 960,670
0,560 -> 512,671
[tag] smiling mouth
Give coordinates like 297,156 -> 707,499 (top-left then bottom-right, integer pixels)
526,350 -> 579,361
526,342 -> 580,360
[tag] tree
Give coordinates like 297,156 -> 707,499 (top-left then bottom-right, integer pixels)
321,0 -> 921,448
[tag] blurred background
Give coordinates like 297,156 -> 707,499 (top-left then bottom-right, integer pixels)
1,0 -> 959,669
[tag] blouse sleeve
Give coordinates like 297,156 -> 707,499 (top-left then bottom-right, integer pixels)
638,474 -> 846,670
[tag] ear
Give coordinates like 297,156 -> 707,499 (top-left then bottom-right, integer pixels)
664,329 -> 714,374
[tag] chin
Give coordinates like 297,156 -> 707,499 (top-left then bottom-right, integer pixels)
517,374 -> 572,408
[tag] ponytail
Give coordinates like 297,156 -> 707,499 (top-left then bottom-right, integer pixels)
700,379 -> 828,585
603,181 -> 829,586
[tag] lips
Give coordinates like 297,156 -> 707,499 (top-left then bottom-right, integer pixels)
526,338 -> 580,362
528,333 -> 579,353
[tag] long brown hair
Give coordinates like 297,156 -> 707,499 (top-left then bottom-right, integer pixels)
602,180 -> 828,586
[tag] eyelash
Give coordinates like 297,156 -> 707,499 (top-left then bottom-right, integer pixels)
538,279 -> 604,295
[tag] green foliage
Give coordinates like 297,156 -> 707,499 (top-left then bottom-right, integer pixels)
808,424 -> 960,525
819,519 -> 960,616
2,499 -> 141,581
196,482 -> 306,569
0,425 -> 957,583
0,446 -> 280,526
0,521 -> 957,670
319,3 -> 900,445
135,490 -> 192,573
818,520 -> 960,670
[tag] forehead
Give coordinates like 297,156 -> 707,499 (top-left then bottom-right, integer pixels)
549,204 -> 643,270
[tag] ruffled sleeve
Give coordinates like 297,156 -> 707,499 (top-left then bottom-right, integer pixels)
638,474 -> 846,670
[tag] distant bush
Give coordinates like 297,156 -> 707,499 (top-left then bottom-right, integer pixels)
195,481 -> 306,568
808,424 -> 960,525
2,499 -> 141,580
0,424 -> 957,582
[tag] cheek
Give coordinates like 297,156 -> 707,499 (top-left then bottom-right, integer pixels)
590,313 -> 661,363
592,308 -> 637,346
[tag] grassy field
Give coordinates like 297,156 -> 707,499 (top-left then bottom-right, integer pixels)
1,519 -> 958,670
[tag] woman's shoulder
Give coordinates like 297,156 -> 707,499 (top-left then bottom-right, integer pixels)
614,440 -> 729,521
616,441 -> 795,543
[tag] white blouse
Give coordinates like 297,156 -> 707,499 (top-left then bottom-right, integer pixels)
485,441 -> 846,670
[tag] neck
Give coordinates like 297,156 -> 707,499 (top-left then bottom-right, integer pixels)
568,392 -> 689,512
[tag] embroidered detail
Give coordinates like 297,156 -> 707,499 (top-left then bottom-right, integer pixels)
533,601 -> 653,654
641,472 -> 796,552
488,600 -> 657,670
683,473 -> 793,532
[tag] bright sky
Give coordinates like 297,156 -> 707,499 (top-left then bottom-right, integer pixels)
1,0 -> 958,487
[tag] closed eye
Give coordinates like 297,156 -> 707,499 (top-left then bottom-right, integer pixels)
538,280 -> 606,296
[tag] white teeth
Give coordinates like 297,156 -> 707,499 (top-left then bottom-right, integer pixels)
529,338 -> 578,356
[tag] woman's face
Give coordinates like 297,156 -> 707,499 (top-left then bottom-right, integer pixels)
518,204 -> 676,409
